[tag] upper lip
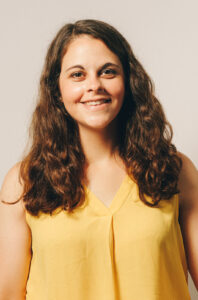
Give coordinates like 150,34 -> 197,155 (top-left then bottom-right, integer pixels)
80,98 -> 111,103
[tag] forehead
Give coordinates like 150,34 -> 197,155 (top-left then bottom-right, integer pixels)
61,35 -> 122,66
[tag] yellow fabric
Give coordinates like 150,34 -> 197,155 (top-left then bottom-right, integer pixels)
25,174 -> 191,300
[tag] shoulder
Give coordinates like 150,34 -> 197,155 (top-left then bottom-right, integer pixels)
0,162 -> 25,209
0,161 -> 30,239
177,151 -> 198,209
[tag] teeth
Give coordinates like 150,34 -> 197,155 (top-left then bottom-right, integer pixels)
83,99 -> 110,106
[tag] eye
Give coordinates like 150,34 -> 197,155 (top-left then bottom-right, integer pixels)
71,71 -> 85,79
102,68 -> 117,77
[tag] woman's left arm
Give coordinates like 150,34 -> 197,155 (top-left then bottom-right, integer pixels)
178,152 -> 198,290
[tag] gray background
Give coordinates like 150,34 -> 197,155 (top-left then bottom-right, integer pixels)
0,0 -> 197,298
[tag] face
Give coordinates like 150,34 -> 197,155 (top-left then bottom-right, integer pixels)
59,35 -> 125,131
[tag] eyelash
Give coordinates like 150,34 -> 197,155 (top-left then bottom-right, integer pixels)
71,71 -> 84,78
102,68 -> 117,75
70,68 -> 117,78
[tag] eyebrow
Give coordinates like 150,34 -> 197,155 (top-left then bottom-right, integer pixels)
65,62 -> 122,72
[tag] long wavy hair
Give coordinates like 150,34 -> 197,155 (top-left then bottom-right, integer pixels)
18,19 -> 181,216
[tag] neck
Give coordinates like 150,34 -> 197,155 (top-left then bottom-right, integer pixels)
78,122 -> 119,167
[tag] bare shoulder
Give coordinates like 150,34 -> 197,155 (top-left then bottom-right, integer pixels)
177,151 -> 198,209
0,161 -> 30,243
0,162 -> 26,214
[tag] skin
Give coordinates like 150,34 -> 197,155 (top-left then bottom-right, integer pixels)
59,35 -> 125,134
0,163 -> 32,299
0,35 -> 197,299
178,152 -> 198,290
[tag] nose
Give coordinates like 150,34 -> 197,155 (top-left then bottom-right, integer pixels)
86,74 -> 104,92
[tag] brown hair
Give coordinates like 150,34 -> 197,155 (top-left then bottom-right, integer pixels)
18,19 -> 181,216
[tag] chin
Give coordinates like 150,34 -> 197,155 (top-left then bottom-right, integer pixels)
79,118 -> 117,131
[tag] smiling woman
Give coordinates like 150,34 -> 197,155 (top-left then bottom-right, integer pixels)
59,35 -> 125,130
0,19 -> 197,300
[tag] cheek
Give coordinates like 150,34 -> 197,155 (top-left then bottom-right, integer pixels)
109,79 -> 125,101
61,83 -> 84,105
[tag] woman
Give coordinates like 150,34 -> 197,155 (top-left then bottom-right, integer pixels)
0,19 -> 197,300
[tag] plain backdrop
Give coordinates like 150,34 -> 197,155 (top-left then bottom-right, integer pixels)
0,0 -> 197,298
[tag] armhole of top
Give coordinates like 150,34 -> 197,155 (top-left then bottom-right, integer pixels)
25,209 -> 32,228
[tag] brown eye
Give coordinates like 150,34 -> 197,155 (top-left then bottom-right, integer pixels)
102,68 -> 117,77
71,71 -> 84,78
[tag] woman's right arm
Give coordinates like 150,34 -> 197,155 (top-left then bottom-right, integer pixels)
0,163 -> 32,300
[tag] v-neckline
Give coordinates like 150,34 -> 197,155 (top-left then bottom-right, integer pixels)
84,174 -> 133,215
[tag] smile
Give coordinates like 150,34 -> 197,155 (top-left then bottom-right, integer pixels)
80,98 -> 112,111
80,98 -> 111,106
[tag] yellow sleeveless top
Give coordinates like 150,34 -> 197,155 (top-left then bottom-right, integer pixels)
25,174 -> 191,300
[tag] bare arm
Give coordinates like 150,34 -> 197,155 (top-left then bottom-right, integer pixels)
178,152 -> 198,290
0,163 -> 32,300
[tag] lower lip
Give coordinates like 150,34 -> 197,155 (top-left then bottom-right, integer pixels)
80,101 -> 111,111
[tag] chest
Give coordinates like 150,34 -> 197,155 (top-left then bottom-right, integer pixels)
85,168 -> 127,208
27,194 -> 178,257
